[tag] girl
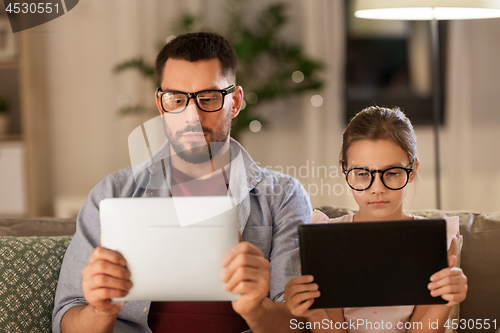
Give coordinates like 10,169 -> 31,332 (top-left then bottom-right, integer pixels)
284,106 -> 467,332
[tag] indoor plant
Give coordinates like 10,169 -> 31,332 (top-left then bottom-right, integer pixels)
114,0 -> 324,140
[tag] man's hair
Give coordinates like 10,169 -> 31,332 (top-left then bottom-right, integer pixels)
155,32 -> 237,86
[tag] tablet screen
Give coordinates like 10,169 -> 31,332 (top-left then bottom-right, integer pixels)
299,219 -> 448,308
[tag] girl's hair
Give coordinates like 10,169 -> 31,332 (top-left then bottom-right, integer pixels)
340,106 -> 417,168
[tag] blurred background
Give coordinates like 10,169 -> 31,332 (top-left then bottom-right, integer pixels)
0,0 -> 499,217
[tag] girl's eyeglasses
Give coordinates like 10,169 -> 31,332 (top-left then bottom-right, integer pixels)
343,166 -> 413,191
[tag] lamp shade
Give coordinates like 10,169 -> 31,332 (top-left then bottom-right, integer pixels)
354,0 -> 500,20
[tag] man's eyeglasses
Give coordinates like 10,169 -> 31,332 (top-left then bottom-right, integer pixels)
156,85 -> 236,113
343,166 -> 413,191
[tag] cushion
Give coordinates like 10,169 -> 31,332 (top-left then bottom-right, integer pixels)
0,236 -> 72,332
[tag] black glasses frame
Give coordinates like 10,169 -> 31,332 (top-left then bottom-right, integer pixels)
156,85 -> 236,114
343,166 -> 413,191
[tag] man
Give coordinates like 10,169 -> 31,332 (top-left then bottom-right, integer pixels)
53,32 -> 312,333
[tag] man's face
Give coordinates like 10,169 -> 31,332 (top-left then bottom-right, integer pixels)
155,58 -> 242,164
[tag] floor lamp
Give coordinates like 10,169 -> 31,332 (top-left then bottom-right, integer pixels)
353,0 -> 500,209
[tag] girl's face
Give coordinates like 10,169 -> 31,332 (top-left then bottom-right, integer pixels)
345,139 -> 417,221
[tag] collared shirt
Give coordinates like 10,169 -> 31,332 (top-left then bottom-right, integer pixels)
52,138 -> 312,333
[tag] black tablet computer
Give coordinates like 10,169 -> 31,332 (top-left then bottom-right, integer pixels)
298,219 -> 448,309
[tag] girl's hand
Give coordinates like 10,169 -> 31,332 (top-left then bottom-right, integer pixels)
428,255 -> 468,306
284,275 -> 323,317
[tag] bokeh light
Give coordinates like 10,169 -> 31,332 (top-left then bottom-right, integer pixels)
292,70 -> 304,83
246,92 -> 258,104
310,94 -> 323,107
249,120 -> 262,133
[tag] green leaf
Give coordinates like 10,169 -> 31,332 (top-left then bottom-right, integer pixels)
0,97 -> 9,112
114,58 -> 155,77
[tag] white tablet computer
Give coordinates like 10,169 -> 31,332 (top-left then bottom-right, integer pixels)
100,196 -> 239,302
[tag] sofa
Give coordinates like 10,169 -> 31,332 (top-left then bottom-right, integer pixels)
0,208 -> 498,332
0,217 -> 76,332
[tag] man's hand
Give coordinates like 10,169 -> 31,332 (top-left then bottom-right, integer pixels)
428,255 -> 468,306
81,246 -> 133,316
220,241 -> 270,317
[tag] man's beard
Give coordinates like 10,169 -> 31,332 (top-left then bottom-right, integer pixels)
166,113 -> 231,164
